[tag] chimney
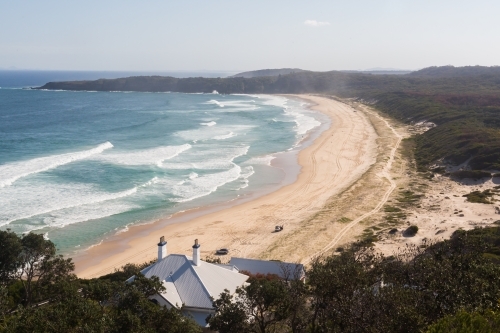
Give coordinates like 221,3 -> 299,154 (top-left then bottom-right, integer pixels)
192,239 -> 201,266
158,236 -> 167,261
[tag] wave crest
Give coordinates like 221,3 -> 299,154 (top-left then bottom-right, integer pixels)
0,142 -> 113,188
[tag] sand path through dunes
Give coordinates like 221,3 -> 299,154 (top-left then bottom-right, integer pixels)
74,95 -> 379,278
305,105 -> 403,262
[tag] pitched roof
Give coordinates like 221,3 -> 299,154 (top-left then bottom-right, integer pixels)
229,257 -> 305,280
140,254 -> 248,309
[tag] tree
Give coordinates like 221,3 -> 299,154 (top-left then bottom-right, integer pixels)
13,233 -> 75,306
426,310 -> 500,333
208,274 -> 294,333
207,289 -> 251,333
3,273 -> 202,333
0,230 -> 22,284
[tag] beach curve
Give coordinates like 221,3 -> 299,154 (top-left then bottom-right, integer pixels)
73,95 -> 379,277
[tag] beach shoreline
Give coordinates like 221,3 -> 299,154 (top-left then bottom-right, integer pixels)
73,95 -> 379,278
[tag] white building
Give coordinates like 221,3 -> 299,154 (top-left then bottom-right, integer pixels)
127,238 -> 248,327
128,237 -> 306,328
229,257 -> 306,281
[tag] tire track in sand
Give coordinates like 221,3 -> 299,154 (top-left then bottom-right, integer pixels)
304,106 -> 402,263
241,101 -> 359,258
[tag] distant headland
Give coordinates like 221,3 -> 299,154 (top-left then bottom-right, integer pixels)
35,65 -> 500,95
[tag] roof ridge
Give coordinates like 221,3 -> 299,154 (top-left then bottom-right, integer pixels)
186,260 -> 213,300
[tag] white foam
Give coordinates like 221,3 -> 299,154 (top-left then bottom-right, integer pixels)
259,95 -> 288,108
161,146 -> 249,170
213,132 -> 236,140
201,121 -> 217,126
206,100 -> 224,107
97,144 -> 191,167
175,124 -> 253,142
211,100 -> 259,112
284,109 -> 321,135
0,142 -> 113,188
37,202 -> 139,230
237,166 -> 255,190
189,172 -> 199,180
261,94 -> 321,136
171,163 -> 242,202
0,177 -> 158,228
244,155 -> 276,166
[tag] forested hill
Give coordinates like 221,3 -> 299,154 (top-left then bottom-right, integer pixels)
409,65 -> 500,78
36,66 -> 500,96
230,68 -> 308,78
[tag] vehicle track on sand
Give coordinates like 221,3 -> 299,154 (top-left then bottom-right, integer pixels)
241,100 -> 360,258
304,106 -> 402,264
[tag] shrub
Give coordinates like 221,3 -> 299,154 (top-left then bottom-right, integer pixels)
404,225 -> 419,236
426,309 -> 500,333
451,170 -> 492,180
463,190 -> 494,204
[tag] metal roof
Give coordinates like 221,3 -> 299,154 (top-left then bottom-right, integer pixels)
229,257 -> 305,280
160,277 -> 182,307
140,254 -> 248,309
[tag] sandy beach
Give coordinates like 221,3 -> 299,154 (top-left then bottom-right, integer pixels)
74,95 -> 381,278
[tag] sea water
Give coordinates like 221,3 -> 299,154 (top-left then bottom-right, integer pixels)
0,72 -> 326,254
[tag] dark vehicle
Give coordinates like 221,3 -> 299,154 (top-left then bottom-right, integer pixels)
216,248 -> 229,255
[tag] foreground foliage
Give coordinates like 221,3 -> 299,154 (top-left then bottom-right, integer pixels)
208,227 -> 500,333
3,227 -> 500,332
426,310 -> 500,333
0,230 -> 201,333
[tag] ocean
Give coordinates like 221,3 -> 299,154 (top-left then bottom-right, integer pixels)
0,71 -> 328,255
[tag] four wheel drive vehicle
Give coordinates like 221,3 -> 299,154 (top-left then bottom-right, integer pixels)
216,248 -> 229,255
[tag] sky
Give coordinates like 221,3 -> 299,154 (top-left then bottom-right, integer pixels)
1,0 -> 499,72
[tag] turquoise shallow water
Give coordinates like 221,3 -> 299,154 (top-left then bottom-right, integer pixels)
0,82 -> 326,254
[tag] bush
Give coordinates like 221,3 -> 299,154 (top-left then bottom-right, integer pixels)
463,190 -> 494,204
404,225 -> 419,236
426,309 -> 500,333
451,170 -> 492,180
493,173 -> 500,178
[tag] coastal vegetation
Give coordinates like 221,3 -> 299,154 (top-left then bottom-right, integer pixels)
463,189 -> 496,204
3,227 -> 500,332
208,226 -> 500,333
404,225 -> 419,236
0,231 -> 201,333
37,65 -> 500,173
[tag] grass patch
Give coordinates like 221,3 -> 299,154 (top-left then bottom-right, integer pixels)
360,229 -> 378,246
384,205 -> 402,213
397,190 -> 424,206
463,189 -> 495,204
338,217 -> 352,223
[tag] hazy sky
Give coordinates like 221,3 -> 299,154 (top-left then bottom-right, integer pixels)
1,0 -> 499,71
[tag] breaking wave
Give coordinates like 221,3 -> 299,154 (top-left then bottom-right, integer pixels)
0,142 -> 113,188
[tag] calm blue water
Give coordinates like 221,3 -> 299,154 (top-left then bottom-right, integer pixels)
0,72 -> 325,254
